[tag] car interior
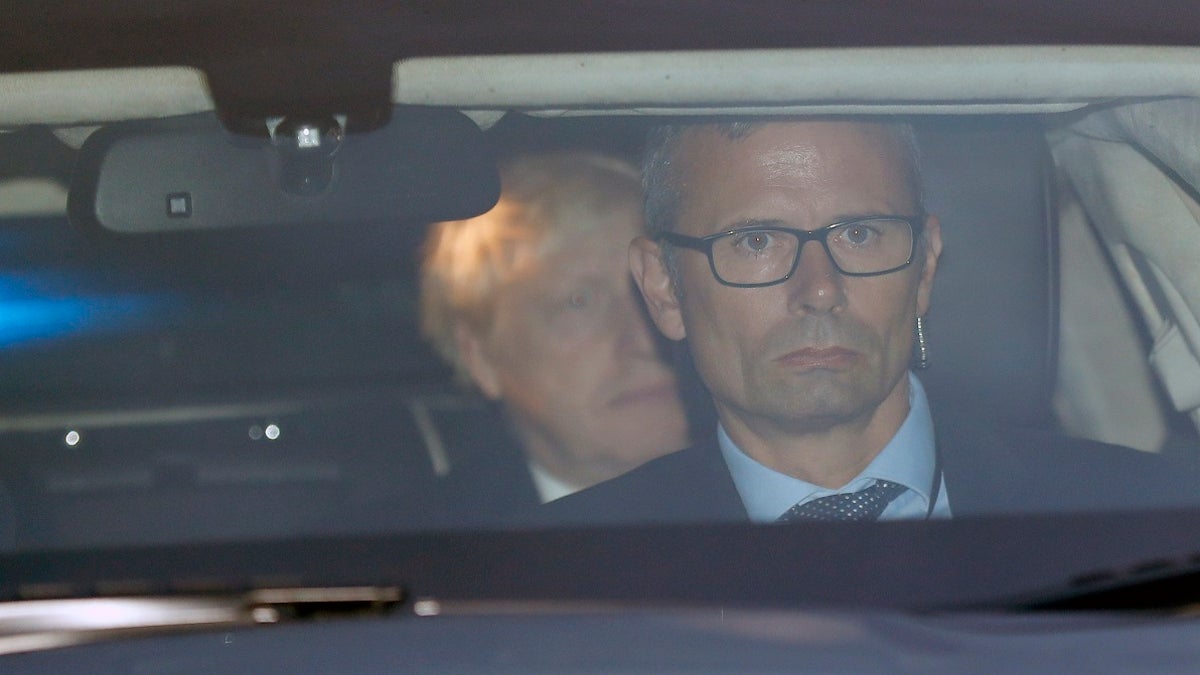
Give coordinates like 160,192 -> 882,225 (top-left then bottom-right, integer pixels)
9,2 -> 1200,660
1,48 -> 1200,551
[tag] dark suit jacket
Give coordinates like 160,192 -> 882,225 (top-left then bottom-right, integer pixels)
541,408 -> 1200,525
440,430 -> 542,526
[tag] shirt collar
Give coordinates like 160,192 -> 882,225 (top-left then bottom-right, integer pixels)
528,461 -> 585,504
719,372 -> 937,522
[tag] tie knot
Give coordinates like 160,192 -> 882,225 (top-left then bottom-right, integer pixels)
777,479 -> 908,523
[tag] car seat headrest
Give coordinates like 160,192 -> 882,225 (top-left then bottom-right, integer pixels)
916,119 -> 1056,428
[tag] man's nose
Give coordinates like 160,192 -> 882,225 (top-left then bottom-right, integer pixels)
785,239 -> 846,315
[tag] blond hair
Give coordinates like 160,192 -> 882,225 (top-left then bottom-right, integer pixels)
420,151 -> 642,381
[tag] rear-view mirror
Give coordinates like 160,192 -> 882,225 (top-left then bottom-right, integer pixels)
68,108 -> 500,234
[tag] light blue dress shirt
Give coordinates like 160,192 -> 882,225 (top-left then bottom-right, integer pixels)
719,372 -> 951,522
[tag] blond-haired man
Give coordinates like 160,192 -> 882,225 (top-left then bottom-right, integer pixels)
421,152 -> 690,517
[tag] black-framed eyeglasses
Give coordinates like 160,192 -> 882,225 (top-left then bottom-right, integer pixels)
657,215 -> 925,288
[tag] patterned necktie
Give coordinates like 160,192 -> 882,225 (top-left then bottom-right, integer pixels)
777,479 -> 908,522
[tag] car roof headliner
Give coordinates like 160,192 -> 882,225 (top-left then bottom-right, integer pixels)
5,46 -> 1200,131
7,0 -> 1200,71
5,0 -> 1200,130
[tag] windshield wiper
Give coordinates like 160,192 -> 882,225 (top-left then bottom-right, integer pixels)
0,585 -> 403,656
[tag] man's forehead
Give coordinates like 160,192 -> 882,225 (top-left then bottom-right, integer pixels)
671,120 -> 919,208
679,120 -> 897,160
757,143 -> 823,186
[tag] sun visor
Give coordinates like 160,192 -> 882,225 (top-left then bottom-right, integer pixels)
68,108 -> 499,234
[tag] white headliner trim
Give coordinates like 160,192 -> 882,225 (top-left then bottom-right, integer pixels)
393,46 -> 1200,113
501,103 -> 1091,117
5,46 -> 1200,128
0,67 -> 212,127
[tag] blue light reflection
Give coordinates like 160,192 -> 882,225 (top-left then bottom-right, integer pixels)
0,274 -> 175,348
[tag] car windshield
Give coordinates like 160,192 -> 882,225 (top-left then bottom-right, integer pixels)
6,4 -> 1200,660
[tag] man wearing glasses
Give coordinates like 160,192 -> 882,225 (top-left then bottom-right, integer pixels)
545,119 -> 1193,524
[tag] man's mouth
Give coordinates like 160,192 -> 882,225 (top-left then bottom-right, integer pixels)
775,346 -> 860,370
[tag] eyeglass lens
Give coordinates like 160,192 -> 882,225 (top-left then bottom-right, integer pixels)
711,218 -> 914,285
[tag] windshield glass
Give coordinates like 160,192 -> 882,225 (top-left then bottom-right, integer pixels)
2,49 -> 1200,583
2,107 -> 1198,554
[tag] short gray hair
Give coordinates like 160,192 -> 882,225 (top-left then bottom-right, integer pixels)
642,119 -> 925,239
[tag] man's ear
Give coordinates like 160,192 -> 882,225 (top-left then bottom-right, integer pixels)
455,324 -> 502,400
630,236 -> 687,341
915,214 -> 943,316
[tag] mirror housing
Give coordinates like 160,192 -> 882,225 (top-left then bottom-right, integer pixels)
69,108 -> 499,234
